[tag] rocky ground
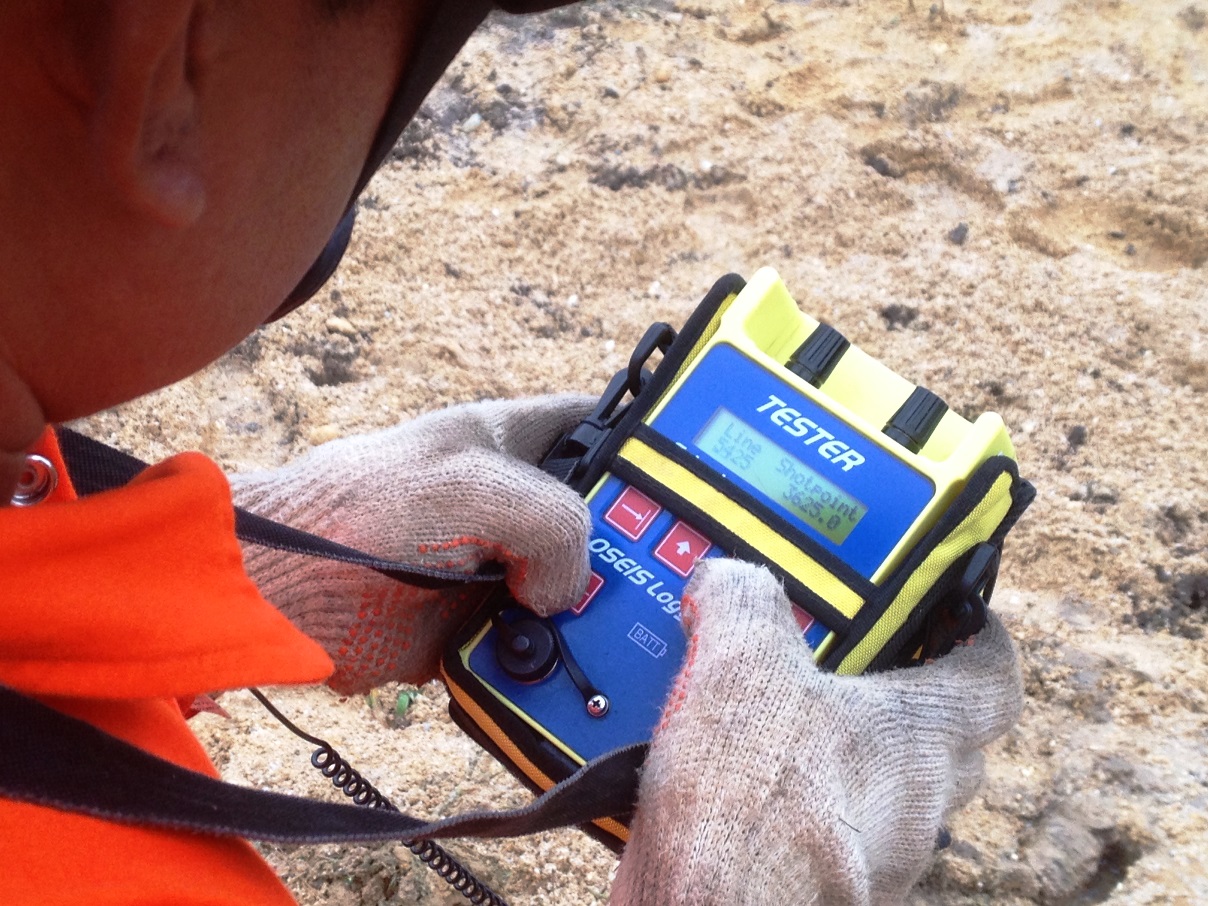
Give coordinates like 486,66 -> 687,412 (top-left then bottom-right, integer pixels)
84,0 -> 1208,903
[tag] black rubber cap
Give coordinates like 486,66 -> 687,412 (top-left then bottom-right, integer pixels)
883,386 -> 948,453
495,618 -> 560,683
786,324 -> 850,388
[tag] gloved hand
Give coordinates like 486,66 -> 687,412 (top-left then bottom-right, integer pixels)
611,559 -> 1024,906
229,395 -> 593,693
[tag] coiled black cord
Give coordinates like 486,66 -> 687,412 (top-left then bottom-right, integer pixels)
310,745 -> 392,809
248,688 -> 509,906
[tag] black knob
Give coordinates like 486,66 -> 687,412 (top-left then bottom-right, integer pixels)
883,386 -> 948,454
508,634 -> 533,655
495,617 -> 560,683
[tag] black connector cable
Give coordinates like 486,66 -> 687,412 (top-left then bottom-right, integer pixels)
548,622 -> 610,718
248,688 -> 509,906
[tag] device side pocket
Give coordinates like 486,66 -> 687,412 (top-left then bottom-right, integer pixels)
822,456 -> 1034,674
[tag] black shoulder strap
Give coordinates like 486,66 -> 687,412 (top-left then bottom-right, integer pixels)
55,427 -> 504,589
0,684 -> 643,845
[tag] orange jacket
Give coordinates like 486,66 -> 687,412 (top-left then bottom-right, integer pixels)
0,429 -> 334,905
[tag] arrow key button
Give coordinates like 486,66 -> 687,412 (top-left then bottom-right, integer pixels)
654,521 -> 713,578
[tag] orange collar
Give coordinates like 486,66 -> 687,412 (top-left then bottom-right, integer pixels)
0,429 -> 333,699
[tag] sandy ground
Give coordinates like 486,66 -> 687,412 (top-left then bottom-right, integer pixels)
83,0 -> 1208,903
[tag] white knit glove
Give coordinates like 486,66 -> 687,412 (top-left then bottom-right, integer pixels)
229,396 -> 593,693
611,559 -> 1024,906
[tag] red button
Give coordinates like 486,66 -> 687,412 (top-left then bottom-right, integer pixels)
792,605 -> 815,637
654,521 -> 712,578
604,486 -> 661,541
572,572 -> 605,615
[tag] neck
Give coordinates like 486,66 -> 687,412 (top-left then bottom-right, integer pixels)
0,351 -> 47,503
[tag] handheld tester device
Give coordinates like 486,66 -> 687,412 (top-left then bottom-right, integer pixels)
442,268 -> 1028,849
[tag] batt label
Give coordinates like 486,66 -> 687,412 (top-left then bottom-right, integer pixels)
627,623 -> 668,658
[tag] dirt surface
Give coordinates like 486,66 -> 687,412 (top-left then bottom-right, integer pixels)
83,1 -> 1208,903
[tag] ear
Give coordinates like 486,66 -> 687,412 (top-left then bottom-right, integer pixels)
90,1 -> 206,228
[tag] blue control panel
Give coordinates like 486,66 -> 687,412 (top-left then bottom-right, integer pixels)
467,474 -> 831,761
466,342 -> 938,763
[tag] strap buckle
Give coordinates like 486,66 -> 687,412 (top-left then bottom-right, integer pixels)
541,322 -> 677,482
920,542 -> 999,660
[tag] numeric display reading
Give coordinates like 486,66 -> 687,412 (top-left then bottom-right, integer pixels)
694,408 -> 868,544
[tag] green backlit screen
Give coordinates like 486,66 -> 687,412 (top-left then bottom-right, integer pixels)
694,408 -> 868,544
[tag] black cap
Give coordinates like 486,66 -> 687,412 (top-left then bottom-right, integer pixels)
268,1 -> 582,321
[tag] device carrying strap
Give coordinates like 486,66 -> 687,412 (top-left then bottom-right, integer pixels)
0,684 -> 644,844
55,427 -> 504,589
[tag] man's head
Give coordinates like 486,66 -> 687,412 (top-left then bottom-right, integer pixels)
0,0 -> 580,500
0,0 -> 424,432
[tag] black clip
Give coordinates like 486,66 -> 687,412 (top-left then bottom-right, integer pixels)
540,322 -> 677,483
540,370 -> 628,482
920,542 -> 999,661
626,322 -> 677,397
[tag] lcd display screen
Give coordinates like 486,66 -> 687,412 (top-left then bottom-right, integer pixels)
694,408 -> 868,544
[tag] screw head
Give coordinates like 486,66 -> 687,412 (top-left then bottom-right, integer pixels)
586,694 -> 610,718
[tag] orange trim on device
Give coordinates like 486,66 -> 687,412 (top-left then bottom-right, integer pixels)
441,668 -> 630,844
